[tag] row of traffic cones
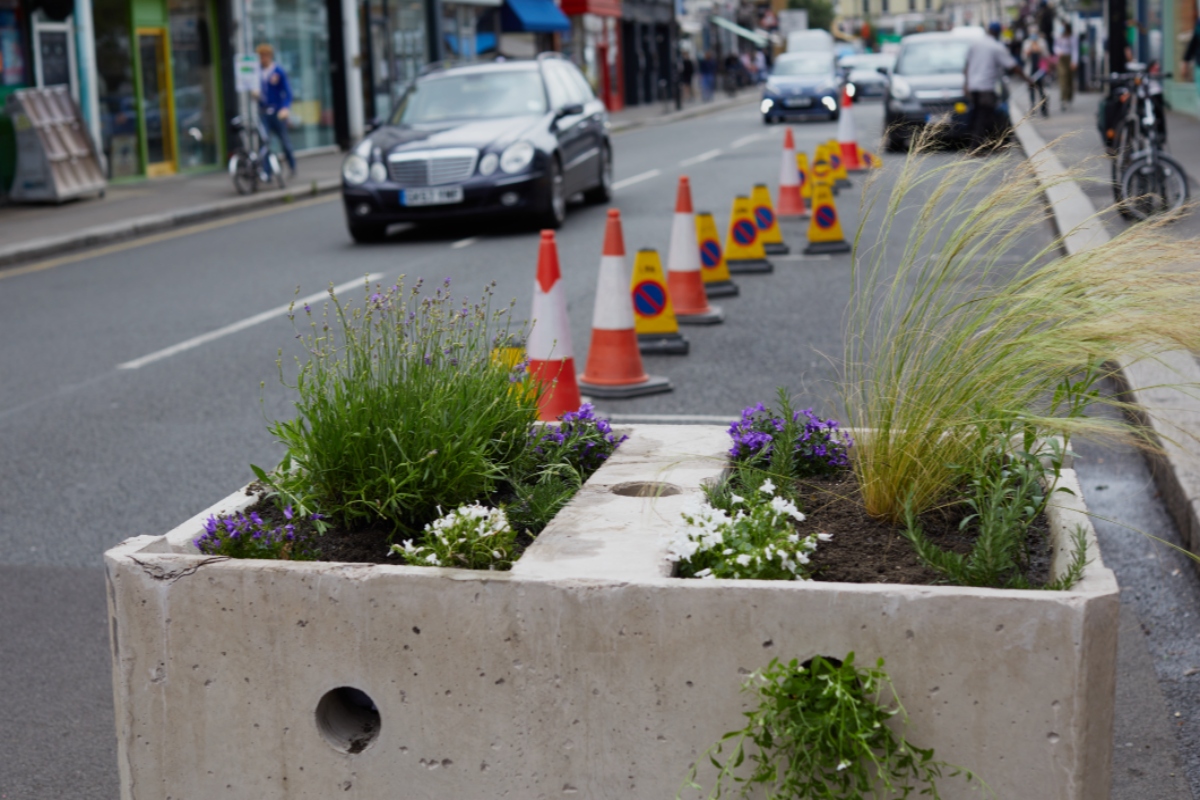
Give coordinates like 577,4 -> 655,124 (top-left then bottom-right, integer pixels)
529,106 -> 880,420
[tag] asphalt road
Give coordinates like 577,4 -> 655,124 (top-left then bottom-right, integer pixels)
1,100 -> 1198,799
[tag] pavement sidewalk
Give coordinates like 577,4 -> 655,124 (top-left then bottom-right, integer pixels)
0,92 -> 757,270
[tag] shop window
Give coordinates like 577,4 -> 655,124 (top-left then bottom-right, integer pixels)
168,0 -> 219,169
94,0 -> 139,177
249,0 -> 336,151
0,1 -> 29,87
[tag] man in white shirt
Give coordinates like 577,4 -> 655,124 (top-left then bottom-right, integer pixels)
964,22 -> 1033,149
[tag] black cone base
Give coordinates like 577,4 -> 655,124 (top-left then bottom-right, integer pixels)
803,240 -> 852,255
764,242 -> 790,255
637,332 -> 690,355
835,179 -> 852,190
677,306 -> 724,325
703,280 -> 739,298
579,373 -> 673,399
726,258 -> 774,274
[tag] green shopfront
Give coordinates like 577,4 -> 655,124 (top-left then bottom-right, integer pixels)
1161,0 -> 1200,118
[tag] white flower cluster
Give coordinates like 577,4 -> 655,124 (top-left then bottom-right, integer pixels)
389,502 -> 513,568
668,479 -> 832,581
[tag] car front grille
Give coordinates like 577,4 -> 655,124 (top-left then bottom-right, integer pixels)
387,148 -> 479,187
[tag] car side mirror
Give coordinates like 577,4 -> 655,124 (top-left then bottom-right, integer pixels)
876,66 -> 890,76
556,103 -> 585,118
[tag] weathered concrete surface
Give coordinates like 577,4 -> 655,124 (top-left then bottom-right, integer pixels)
106,425 -> 1119,800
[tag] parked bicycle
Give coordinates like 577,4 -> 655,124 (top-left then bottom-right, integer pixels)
1101,67 -> 1189,220
228,114 -> 286,195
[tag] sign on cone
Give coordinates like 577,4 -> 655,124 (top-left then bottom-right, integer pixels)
631,248 -> 689,355
667,176 -> 724,324
826,138 -> 852,189
795,150 -> 813,207
860,149 -> 881,169
777,128 -> 805,218
804,181 -> 851,255
696,211 -> 739,297
528,230 -> 583,421
837,85 -> 866,172
724,195 -> 774,274
579,209 -> 672,398
751,183 -> 788,256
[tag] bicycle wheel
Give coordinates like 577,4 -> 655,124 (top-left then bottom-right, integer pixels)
230,153 -> 257,195
1119,152 -> 1189,221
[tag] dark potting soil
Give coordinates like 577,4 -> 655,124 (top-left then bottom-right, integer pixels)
798,472 -> 1055,586
236,488 -> 536,566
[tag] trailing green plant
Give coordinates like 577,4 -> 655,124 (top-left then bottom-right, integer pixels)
681,653 -> 988,800
842,124 -> 1200,525
505,462 -> 583,537
901,416 -> 1090,589
670,479 -> 830,581
389,502 -> 518,570
254,277 -> 541,539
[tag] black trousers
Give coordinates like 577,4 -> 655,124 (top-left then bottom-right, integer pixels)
969,90 -> 998,149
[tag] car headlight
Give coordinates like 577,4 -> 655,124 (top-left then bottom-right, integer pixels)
890,76 -> 913,101
761,98 -> 775,114
369,162 -> 387,183
500,142 -> 535,174
846,83 -> 857,98
342,154 -> 369,185
822,96 -> 838,111
478,152 -> 499,176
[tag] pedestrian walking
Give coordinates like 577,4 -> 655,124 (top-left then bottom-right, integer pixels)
253,43 -> 296,179
699,52 -> 716,101
680,55 -> 695,103
1022,29 -> 1051,116
1055,23 -> 1075,111
964,22 -> 1033,150
1184,20 -> 1200,105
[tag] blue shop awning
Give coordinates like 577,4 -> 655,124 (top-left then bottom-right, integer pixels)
501,0 -> 571,33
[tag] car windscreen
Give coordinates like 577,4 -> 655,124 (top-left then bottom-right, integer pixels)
772,57 -> 832,77
391,71 -> 548,125
895,41 -> 972,75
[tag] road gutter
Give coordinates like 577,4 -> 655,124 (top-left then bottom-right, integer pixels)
1011,101 -> 1200,574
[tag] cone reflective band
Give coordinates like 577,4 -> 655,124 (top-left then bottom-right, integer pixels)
578,209 -> 672,398
666,176 -> 724,325
751,183 -> 788,256
776,128 -> 805,218
631,248 -> 689,355
803,181 -> 851,255
837,84 -> 866,172
695,211 -> 738,297
528,230 -> 583,421
795,150 -> 813,205
724,195 -> 773,274
826,138 -> 852,189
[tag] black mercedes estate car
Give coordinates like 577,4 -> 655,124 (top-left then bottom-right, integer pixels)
341,54 -> 613,242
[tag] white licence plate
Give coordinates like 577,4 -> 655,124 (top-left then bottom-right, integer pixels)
785,97 -> 813,108
400,186 -> 464,206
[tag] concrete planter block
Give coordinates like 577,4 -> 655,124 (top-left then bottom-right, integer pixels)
105,424 -> 1118,799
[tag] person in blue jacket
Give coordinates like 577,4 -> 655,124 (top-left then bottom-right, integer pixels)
253,43 -> 296,178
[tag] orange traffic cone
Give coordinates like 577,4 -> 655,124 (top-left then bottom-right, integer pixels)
667,177 -> 724,325
528,230 -> 582,421
838,85 -> 866,172
777,128 -> 805,218
579,210 -> 672,399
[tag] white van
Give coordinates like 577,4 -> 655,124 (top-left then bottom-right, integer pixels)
786,29 -> 835,53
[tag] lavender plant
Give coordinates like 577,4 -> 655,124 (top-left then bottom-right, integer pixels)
194,506 -> 321,561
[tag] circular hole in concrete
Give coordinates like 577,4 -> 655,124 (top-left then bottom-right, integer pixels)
610,481 -> 682,497
316,687 -> 381,754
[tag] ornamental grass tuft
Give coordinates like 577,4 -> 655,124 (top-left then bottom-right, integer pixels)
843,126 -> 1200,524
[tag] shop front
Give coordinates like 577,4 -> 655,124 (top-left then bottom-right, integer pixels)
561,0 -> 622,109
441,0 -> 500,62
619,0 -> 672,106
1163,0 -> 1199,118
360,0 -> 431,122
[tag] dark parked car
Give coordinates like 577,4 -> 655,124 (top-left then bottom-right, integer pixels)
341,54 -> 612,242
760,52 -> 841,124
882,31 -> 1012,150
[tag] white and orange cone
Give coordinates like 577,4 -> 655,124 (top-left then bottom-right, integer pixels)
838,84 -> 866,172
528,230 -> 582,422
578,210 -> 673,399
777,128 -> 806,218
666,176 -> 724,325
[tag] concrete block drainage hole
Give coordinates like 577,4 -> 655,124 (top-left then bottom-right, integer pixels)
610,481 -> 682,497
316,687 -> 381,754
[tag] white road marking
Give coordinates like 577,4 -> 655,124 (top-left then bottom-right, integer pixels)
604,413 -> 735,424
117,273 -> 386,370
611,169 -> 662,191
730,132 -> 771,149
450,236 -> 479,249
679,149 -> 723,167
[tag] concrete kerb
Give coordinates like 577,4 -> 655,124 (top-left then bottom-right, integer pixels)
1010,107 -> 1200,574
0,178 -> 342,269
